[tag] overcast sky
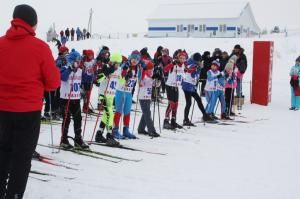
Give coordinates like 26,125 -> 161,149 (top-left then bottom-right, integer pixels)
1,0 -> 300,37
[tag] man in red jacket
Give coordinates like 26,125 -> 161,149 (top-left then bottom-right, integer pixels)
0,4 -> 60,199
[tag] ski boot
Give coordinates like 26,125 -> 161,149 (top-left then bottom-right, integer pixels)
32,151 -> 41,160
95,130 -> 107,143
202,114 -> 217,123
138,130 -> 149,135
123,126 -> 137,139
163,119 -> 175,130
148,131 -> 160,138
61,136 -> 73,149
112,127 -> 125,139
43,112 -> 51,120
221,113 -> 232,120
106,133 -> 120,147
74,136 -> 89,150
211,113 -> 219,120
171,118 -> 183,129
183,119 -> 195,127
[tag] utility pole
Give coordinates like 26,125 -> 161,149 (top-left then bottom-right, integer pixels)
87,8 -> 93,35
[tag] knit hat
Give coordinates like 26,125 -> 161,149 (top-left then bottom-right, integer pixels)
129,50 -> 141,61
13,4 -> 37,27
85,49 -> 94,58
59,46 -> 69,54
234,44 -> 241,50
67,49 -> 81,64
110,52 -> 123,64
211,60 -> 220,68
192,53 -> 201,62
296,56 -> 300,62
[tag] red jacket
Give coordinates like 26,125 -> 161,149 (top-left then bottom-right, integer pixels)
0,19 -> 60,112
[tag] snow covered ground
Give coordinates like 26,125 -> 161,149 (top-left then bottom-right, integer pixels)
26,35 -> 300,199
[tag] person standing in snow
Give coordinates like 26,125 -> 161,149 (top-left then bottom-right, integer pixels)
65,28 -> 70,40
112,50 -> 145,139
70,28 -> 75,41
0,4 -> 60,198
289,56 -> 300,110
182,53 -> 214,126
81,49 -> 97,114
60,49 -> 89,149
95,52 -> 124,146
137,61 -> 160,137
231,44 -> 247,99
163,50 -> 186,130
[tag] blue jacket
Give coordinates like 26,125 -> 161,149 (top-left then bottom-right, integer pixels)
60,65 -> 72,82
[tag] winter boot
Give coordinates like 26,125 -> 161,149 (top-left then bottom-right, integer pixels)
221,113 -> 232,120
123,126 -> 137,139
106,133 -> 120,147
32,151 -> 41,160
148,131 -> 160,138
95,130 -> 107,143
112,127 -> 125,139
171,118 -> 183,129
229,112 -> 236,116
138,130 -> 149,135
74,136 -> 89,150
163,119 -> 174,130
183,119 -> 195,127
61,136 -> 73,149
211,113 -> 219,120
43,112 -> 51,120
202,114 -> 218,123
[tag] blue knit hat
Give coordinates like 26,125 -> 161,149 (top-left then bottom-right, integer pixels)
67,49 -> 81,64
129,50 -> 141,61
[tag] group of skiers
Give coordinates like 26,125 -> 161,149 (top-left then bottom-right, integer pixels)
41,43 -> 248,150
59,27 -> 91,45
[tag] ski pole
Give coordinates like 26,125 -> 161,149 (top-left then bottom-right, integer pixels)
48,92 -> 54,153
156,84 -> 162,135
131,66 -> 143,135
89,76 -> 111,143
82,81 -> 94,139
58,73 -> 76,153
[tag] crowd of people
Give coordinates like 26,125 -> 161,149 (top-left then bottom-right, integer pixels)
39,43 -> 248,150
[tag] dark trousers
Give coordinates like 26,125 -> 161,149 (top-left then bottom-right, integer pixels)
138,100 -> 156,133
225,88 -> 235,114
44,91 -> 55,113
61,99 -> 82,139
184,90 -> 206,121
0,111 -> 41,199
165,85 -> 179,120
200,80 -> 206,95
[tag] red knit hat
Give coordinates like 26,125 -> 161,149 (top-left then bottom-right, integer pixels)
59,46 -> 69,54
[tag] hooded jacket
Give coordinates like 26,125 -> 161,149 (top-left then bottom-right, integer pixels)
0,19 -> 60,112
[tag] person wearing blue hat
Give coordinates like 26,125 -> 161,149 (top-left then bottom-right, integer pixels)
60,49 -> 89,149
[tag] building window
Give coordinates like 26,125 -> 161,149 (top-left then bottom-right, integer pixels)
203,24 -> 206,32
223,24 -> 227,32
195,26 -> 198,31
199,25 -> 202,32
219,25 -> 223,32
183,27 -> 187,31
177,25 -> 180,32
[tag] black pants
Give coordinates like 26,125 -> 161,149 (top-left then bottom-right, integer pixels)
184,90 -> 206,121
44,91 -> 55,113
0,111 -> 41,199
61,99 -> 82,139
225,88 -> 235,114
200,80 -> 206,95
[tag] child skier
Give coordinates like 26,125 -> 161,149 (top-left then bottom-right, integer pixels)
204,60 -> 221,118
112,50 -> 145,139
137,61 -> 160,137
95,52 -> 123,146
163,50 -> 186,129
182,53 -> 214,126
224,55 -> 238,116
289,56 -> 300,110
60,49 -> 89,149
81,49 -> 97,113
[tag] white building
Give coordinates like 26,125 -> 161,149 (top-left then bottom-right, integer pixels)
147,2 -> 260,38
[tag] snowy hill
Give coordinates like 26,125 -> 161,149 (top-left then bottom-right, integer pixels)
27,35 -> 300,199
